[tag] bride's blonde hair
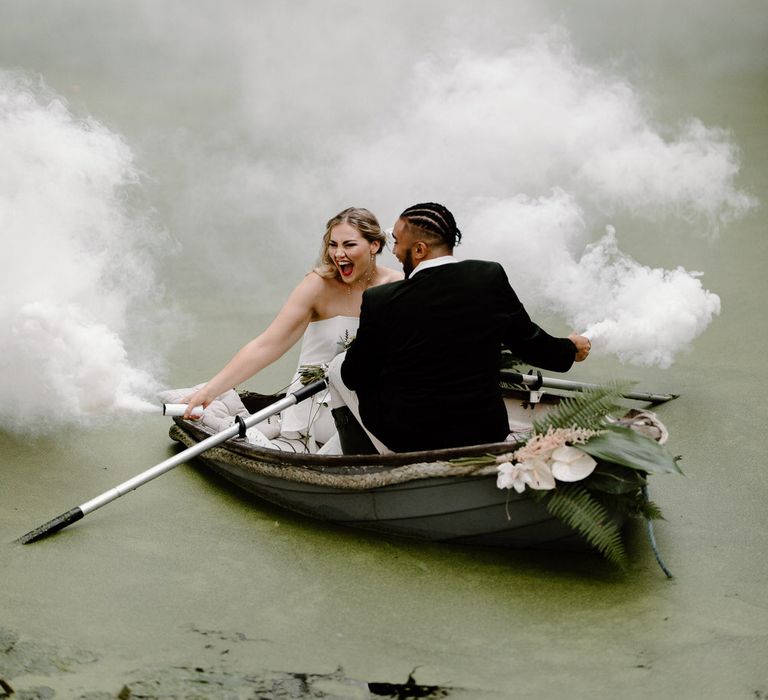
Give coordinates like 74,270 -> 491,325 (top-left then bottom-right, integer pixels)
315,207 -> 386,280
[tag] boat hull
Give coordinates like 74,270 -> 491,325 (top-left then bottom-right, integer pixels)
202,454 -> 585,547
169,387 -> 613,549
166,387 -> 674,550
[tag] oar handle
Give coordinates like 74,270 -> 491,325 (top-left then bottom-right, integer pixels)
292,379 -> 328,403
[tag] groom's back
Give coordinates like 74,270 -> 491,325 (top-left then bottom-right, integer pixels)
353,259 -> 516,452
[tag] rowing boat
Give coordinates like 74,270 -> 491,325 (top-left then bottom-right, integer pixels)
168,384 -> 672,554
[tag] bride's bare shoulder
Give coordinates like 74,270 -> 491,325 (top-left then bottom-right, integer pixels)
378,266 -> 404,283
301,269 -> 346,297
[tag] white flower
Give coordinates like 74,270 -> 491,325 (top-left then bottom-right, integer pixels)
496,459 -> 556,493
550,445 -> 597,482
520,458 -> 556,490
496,461 -> 524,492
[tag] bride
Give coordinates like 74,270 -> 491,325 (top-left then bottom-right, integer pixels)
176,207 -> 403,452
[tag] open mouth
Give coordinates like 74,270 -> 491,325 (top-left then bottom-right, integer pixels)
338,261 -> 353,277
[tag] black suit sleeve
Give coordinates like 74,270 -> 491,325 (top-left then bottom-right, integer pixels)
496,265 -> 577,372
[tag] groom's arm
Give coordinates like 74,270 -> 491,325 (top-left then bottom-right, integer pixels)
496,265 -> 576,372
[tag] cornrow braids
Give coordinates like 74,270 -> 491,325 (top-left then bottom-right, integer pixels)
400,202 -> 462,248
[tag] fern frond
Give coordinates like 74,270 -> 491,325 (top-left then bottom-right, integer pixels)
636,498 -> 664,521
591,491 -> 662,519
545,484 -> 627,567
532,382 -> 631,434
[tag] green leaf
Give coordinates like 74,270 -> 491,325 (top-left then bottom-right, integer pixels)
585,463 -> 647,494
581,426 -> 682,475
544,485 -> 627,567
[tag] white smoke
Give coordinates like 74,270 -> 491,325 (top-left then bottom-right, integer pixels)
331,33 -> 754,225
323,32 -> 754,366
0,6 -> 758,417
457,191 -> 725,368
575,228 -> 722,368
81,9 -> 749,372
0,70 -> 169,431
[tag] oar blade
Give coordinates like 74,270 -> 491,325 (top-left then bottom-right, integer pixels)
16,507 -> 84,544
16,381 -> 329,545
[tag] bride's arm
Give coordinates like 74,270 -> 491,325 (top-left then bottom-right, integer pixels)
182,274 -> 322,416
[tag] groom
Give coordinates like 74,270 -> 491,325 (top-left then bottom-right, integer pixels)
328,202 -> 591,453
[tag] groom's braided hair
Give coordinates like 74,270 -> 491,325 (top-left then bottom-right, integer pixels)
400,202 -> 462,249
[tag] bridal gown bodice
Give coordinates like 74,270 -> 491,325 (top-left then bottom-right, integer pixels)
280,315 -> 359,439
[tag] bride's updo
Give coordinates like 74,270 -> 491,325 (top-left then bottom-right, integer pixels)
315,207 -> 386,280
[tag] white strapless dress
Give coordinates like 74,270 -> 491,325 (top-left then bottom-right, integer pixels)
277,315 -> 359,450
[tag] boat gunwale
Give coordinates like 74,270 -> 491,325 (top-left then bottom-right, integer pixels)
171,415 -> 516,473
169,385 -> 568,473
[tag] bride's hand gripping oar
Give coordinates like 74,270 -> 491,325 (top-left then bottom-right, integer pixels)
16,379 -> 327,544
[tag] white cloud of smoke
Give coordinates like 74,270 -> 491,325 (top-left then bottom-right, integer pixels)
0,70 -> 168,431
0,3 -> 759,433
321,32 -> 754,366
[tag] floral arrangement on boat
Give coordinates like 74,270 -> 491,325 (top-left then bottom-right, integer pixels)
452,381 -> 682,568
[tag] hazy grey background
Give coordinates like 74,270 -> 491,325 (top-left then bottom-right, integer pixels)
1,1 -> 764,426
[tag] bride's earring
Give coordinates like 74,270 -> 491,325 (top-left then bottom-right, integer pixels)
369,253 -> 377,281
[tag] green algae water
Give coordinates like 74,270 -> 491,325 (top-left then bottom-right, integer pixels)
1,2 -> 767,697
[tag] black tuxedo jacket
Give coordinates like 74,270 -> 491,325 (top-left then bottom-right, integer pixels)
341,260 -> 576,452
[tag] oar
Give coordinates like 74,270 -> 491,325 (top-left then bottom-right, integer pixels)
499,369 -> 678,404
17,379 -> 327,544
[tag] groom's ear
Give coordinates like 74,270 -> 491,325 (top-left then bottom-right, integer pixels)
413,240 -> 429,260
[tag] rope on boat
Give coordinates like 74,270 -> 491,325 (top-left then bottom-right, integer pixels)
169,425 -> 498,488
169,409 -> 668,490
642,484 -> 673,579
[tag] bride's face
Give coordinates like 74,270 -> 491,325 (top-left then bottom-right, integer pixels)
328,222 -> 379,283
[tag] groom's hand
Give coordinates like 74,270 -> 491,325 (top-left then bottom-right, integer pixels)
568,333 -> 591,362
